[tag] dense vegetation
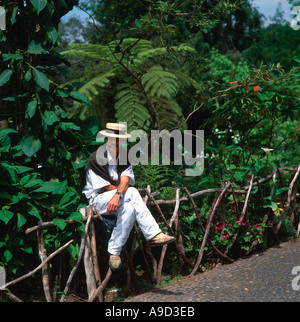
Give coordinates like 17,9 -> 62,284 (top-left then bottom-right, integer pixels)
0,0 -> 299,301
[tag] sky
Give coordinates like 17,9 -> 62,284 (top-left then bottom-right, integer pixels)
252,0 -> 294,24
62,0 -> 295,25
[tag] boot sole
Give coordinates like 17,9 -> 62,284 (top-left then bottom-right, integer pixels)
109,262 -> 122,271
148,238 -> 176,247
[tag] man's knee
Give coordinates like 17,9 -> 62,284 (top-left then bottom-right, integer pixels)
126,187 -> 141,200
120,201 -> 135,215
127,186 -> 139,195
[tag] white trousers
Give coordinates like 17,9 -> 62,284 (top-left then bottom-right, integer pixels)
93,187 -> 161,255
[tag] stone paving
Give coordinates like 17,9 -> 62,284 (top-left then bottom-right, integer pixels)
125,238 -> 300,302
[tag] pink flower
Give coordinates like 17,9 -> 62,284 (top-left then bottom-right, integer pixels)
255,224 -> 261,229
236,220 -> 248,226
222,233 -> 230,239
215,222 -> 223,231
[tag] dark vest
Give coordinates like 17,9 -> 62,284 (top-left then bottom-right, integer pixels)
85,144 -> 131,187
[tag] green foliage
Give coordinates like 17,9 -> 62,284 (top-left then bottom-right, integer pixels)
0,0 -> 95,281
208,49 -> 251,83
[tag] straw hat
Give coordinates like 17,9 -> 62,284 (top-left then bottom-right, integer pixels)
99,123 -> 131,139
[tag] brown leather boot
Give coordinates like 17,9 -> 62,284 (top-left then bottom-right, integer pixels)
109,254 -> 122,271
148,233 -> 176,247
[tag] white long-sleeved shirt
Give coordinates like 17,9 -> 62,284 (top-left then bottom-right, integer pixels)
82,148 -> 135,204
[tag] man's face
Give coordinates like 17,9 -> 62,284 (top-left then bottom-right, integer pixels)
106,137 -> 125,149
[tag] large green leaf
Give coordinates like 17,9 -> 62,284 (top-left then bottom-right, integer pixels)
4,250 -> 13,262
0,70 -> 13,87
59,122 -> 81,131
2,54 -> 23,62
20,136 -> 42,157
27,40 -> 48,54
1,162 -> 19,184
0,129 -> 18,137
33,68 -> 50,92
30,0 -> 47,15
0,208 -> 14,225
59,192 -> 77,207
46,24 -> 58,44
33,181 -> 65,194
67,211 -> 84,223
53,218 -> 67,230
27,203 -> 43,221
69,91 -> 89,106
26,99 -> 38,118
44,110 -> 60,125
17,213 -> 27,228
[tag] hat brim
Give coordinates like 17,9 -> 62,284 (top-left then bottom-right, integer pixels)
99,130 -> 131,139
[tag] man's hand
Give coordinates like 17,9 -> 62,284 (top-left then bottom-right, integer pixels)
105,176 -> 130,215
106,193 -> 120,215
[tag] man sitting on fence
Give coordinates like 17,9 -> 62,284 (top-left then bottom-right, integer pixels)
83,123 -> 175,270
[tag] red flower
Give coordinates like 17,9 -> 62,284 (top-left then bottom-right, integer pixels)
262,73 -> 271,81
254,85 -> 260,95
229,80 -> 238,87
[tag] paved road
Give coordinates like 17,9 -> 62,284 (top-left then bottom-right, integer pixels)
125,238 -> 300,302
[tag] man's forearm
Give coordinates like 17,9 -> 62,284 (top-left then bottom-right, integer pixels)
103,176 -> 129,194
116,176 -> 129,195
103,184 -> 118,191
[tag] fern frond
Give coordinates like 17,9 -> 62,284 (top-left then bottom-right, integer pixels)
141,65 -> 179,99
173,70 -> 201,90
109,38 -> 153,53
150,96 -> 187,131
61,43 -> 109,60
133,44 -> 196,67
81,70 -> 115,95
114,83 -> 150,132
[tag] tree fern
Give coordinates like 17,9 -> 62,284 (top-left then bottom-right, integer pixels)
150,95 -> 187,130
61,43 -> 112,61
62,39 -> 154,64
60,38 -> 199,131
141,65 -> 179,99
173,70 -> 202,90
114,83 -> 151,132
